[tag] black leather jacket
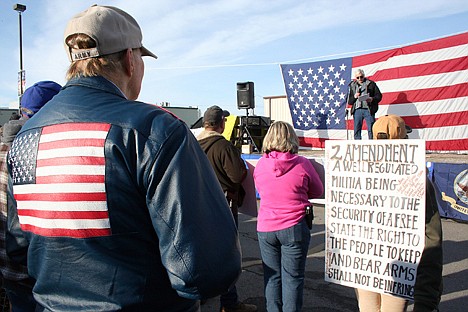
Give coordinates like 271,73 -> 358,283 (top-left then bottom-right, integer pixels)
348,78 -> 382,116
6,76 -> 241,311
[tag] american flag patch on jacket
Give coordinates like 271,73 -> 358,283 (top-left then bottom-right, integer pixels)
8,123 -> 111,238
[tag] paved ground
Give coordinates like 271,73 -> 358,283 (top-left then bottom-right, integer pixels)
201,205 -> 468,312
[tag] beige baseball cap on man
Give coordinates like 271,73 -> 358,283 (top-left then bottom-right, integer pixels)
372,114 -> 412,139
64,5 -> 157,62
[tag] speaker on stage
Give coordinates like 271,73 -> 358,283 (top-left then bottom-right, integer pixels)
237,82 -> 255,109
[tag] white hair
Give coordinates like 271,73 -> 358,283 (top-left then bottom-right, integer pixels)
354,68 -> 365,77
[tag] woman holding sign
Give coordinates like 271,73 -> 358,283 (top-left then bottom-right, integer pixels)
254,121 -> 324,312
354,115 -> 443,312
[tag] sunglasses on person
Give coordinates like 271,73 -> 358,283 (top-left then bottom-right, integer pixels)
356,76 -> 364,80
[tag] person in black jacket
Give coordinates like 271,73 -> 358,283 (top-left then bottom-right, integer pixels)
347,69 -> 382,140
197,106 -> 256,312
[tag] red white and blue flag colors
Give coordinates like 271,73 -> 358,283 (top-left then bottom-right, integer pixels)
281,32 -> 468,152
280,58 -> 351,143
8,123 -> 112,238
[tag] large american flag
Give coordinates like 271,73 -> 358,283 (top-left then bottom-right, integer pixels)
281,32 -> 468,152
8,123 -> 112,238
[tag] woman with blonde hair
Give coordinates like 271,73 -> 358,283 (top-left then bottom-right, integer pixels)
254,121 -> 323,311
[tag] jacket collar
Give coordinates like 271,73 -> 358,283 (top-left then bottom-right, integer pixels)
196,129 -> 224,141
64,76 -> 127,99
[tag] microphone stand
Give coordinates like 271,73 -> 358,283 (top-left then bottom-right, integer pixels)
345,82 -> 353,140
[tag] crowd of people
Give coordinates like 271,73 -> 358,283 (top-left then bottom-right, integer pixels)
0,4 -> 443,312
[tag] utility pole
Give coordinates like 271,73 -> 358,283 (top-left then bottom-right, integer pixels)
13,3 -> 27,106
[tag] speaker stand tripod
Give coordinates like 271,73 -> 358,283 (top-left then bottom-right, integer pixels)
237,109 -> 260,153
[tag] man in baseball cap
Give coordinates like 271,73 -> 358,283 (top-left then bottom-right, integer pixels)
6,5 -> 242,311
64,4 -> 157,61
197,106 -> 256,312
2,81 -> 61,144
20,81 -> 62,118
203,105 -> 230,127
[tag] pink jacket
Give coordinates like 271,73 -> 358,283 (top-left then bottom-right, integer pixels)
254,151 -> 324,232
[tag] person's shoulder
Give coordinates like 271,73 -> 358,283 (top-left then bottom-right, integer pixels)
98,100 -> 190,148
212,135 -> 233,149
123,101 -> 185,129
221,137 -> 238,150
296,155 -> 315,167
153,105 -> 183,121
131,102 -> 183,122
210,136 -> 239,153
197,129 -> 222,140
1,119 -> 27,143
295,154 -> 309,162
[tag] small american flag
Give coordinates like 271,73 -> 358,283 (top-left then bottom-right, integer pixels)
8,123 -> 112,238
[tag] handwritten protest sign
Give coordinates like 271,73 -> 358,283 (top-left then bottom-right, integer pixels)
324,140 -> 426,299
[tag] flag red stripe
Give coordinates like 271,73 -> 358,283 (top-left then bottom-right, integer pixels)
41,123 -> 111,134
36,175 -> 105,184
426,139 -> 468,151
15,193 -> 106,201
397,32 -> 468,54
39,139 -> 106,150
37,156 -> 106,167
20,224 -> 111,238
18,209 -> 109,219
380,83 -> 468,104
370,57 -> 468,81
401,112 -> 468,129
299,137 -> 328,149
353,32 -> 468,67
353,49 -> 399,70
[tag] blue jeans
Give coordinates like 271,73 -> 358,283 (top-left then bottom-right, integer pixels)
257,220 -> 310,312
353,108 -> 375,140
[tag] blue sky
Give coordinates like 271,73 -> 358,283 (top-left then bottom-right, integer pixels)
0,0 -> 467,116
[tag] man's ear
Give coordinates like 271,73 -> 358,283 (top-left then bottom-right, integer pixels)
123,48 -> 134,77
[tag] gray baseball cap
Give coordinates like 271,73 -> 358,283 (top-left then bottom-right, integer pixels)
64,5 -> 157,62
203,106 -> 230,127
